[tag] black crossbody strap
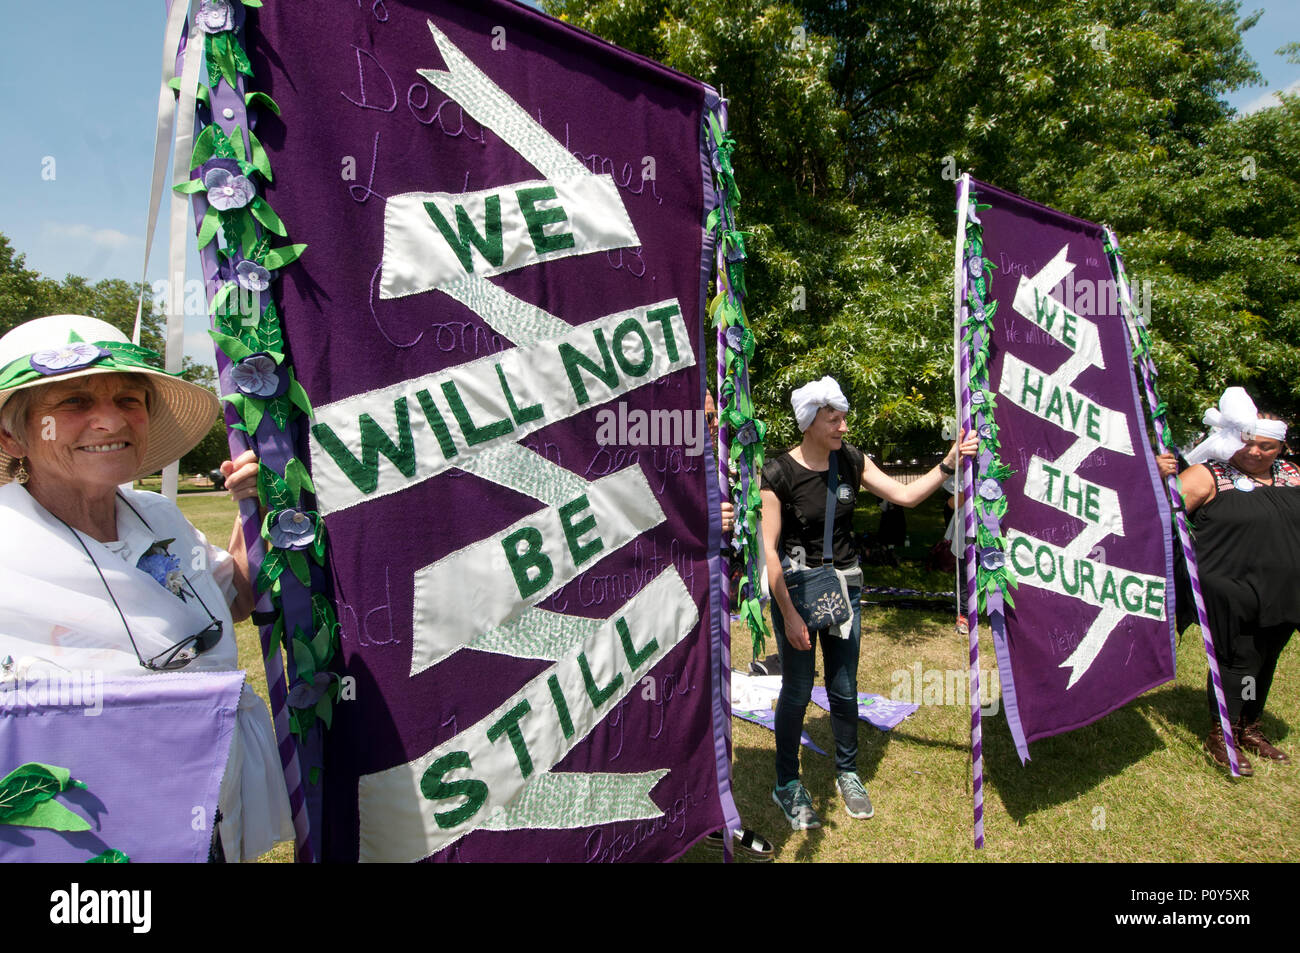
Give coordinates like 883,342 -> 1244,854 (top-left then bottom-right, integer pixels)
822,451 -> 838,567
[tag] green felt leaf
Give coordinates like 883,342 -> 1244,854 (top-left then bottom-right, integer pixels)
191,124 -> 218,170
242,0 -> 263,6
172,177 -> 206,194
250,197 -> 287,236
286,377 -> 313,417
258,464 -> 292,511
209,281 -> 236,315
0,762 -> 79,820
284,457 -> 315,498
168,76 -> 211,106
229,126 -> 246,163
204,35 -> 223,89
210,124 -> 236,160
196,205 -> 221,249
246,127 -> 274,182
245,89 -> 280,116
311,621 -> 335,670
208,329 -> 254,362
255,549 -> 285,592
86,848 -> 130,864
235,213 -> 259,258
1,798 -> 90,833
231,36 -> 253,78
315,695 -> 334,731
262,244 -> 307,271
292,628 -> 315,680
287,550 -> 311,587
267,395 -> 290,430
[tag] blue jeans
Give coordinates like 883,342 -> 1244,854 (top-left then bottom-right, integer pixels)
773,584 -> 862,786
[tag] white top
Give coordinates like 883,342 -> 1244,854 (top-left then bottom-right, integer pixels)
0,483 -> 293,860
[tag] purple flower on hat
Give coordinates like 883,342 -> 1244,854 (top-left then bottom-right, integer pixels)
231,353 -> 284,398
980,548 -> 1006,571
235,259 -> 271,292
195,0 -> 235,33
29,342 -> 109,376
977,478 -> 1003,501
269,509 -> 317,551
204,167 -> 255,211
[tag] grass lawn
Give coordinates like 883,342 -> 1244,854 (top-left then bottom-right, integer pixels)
178,492 -> 1299,864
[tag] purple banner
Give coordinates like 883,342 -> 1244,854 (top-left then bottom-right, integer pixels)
966,180 -> 1175,747
249,1 -> 729,860
0,672 -> 242,863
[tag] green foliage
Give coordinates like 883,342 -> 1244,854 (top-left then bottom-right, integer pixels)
545,0 -> 1299,450
0,234 -> 164,353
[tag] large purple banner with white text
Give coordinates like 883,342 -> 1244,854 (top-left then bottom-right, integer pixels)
966,180 -> 1175,753
249,0 -> 731,861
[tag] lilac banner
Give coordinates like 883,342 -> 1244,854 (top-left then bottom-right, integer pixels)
0,672 -> 242,863
248,1 -> 730,860
965,180 -> 1175,749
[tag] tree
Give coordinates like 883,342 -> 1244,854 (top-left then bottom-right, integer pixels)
545,0 -> 1298,450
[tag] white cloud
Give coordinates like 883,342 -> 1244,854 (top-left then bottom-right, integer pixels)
40,222 -> 137,250
1237,78 -> 1300,116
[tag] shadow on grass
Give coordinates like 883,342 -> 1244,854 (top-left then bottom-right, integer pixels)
982,699 -> 1165,821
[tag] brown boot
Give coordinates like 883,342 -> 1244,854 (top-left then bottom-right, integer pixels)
1237,720 -> 1290,763
1205,724 -> 1253,776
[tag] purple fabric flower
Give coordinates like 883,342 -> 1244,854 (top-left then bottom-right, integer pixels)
970,390 -> 987,406
977,478 -> 1003,501
29,342 -> 108,375
269,509 -> 317,551
235,260 -> 271,292
735,420 -> 759,446
980,548 -> 1006,571
195,0 -> 235,33
970,296 -> 985,318
968,256 -> 984,278
231,353 -> 284,398
204,167 -> 255,211
287,672 -> 334,709
724,325 -> 745,352
978,423 -> 993,440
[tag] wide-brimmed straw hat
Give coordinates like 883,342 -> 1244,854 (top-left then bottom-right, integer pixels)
0,315 -> 220,485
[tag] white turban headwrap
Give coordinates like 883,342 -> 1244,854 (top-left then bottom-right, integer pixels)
791,376 -> 848,432
1183,387 -> 1285,465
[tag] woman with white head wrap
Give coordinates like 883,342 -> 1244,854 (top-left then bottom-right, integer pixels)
760,376 -> 975,828
1158,389 -> 1299,774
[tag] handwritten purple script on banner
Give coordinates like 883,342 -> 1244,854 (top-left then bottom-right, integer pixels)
964,179 -> 1175,757
250,0 -> 733,860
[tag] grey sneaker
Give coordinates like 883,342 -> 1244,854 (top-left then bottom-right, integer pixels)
771,780 -> 821,830
837,772 -> 874,819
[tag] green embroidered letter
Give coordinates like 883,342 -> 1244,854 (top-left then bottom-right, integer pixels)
558,494 -> 603,567
645,305 -> 680,362
414,388 -> 459,460
578,651 -> 624,708
311,398 -> 417,494
486,700 -> 534,778
420,751 -> 488,829
547,674 -> 575,738
502,527 -> 552,599
424,195 -> 504,273
442,379 -> 514,445
495,363 -> 543,425
612,317 -> 653,377
516,185 -> 575,255
560,330 -> 618,405
616,617 -> 658,671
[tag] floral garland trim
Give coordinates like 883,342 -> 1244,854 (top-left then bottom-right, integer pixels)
704,109 -> 769,654
960,194 -> 1017,614
176,0 -> 340,741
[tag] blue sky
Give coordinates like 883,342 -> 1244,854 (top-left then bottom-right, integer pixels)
1,1 -> 1296,366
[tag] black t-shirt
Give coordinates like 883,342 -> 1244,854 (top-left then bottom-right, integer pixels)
762,443 -> 866,570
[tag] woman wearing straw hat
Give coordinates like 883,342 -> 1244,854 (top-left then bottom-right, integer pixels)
0,314 -> 292,860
